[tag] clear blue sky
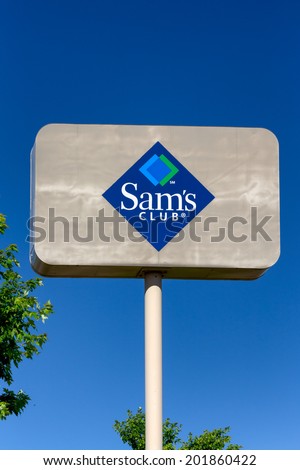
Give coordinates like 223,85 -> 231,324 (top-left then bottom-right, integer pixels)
0,0 -> 299,450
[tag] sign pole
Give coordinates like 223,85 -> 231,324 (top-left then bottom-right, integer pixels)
144,271 -> 163,450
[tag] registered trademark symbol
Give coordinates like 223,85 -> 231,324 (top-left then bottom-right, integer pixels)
181,213 -> 186,218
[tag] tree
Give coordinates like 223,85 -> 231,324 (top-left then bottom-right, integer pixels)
0,214 -> 53,420
114,408 -> 242,450
113,407 -> 182,450
180,428 -> 242,450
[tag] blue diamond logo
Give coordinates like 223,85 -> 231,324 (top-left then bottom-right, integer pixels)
102,142 -> 215,251
139,153 -> 179,186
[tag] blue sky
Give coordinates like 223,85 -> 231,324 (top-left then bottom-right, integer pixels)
0,0 -> 299,450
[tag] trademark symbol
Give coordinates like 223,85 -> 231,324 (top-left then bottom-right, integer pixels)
169,180 -> 175,184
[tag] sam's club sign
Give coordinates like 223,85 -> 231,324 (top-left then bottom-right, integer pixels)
103,142 -> 215,251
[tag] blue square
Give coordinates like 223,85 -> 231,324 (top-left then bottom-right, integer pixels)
148,157 -> 170,182
102,141 -> 215,251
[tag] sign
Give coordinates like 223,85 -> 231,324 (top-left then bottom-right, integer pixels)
103,141 -> 215,251
29,125 -> 280,279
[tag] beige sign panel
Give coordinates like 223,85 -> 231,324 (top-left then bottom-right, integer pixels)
30,125 -> 280,279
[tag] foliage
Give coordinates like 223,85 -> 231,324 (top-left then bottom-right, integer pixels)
114,408 -> 242,450
114,407 -> 145,450
163,417 -> 182,450
0,214 -> 53,420
180,428 -> 242,450
113,407 -> 183,450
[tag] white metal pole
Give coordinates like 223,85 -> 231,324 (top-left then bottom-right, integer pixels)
144,271 -> 163,450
